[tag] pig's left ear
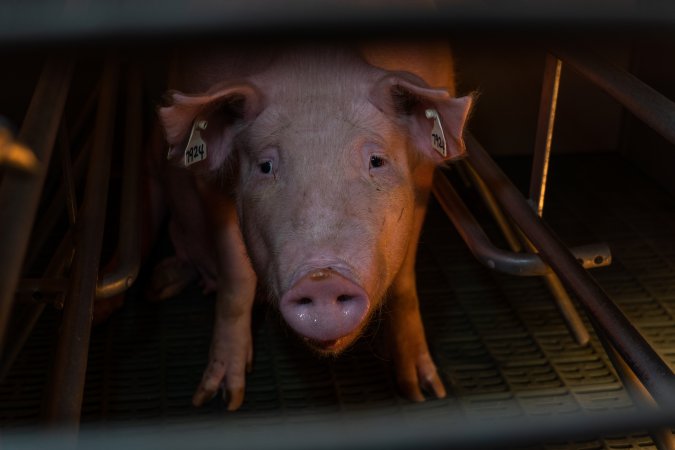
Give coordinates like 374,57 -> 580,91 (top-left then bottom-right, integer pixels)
370,73 -> 473,163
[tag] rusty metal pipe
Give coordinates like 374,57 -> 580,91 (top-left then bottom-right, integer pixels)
465,133 -> 675,407
45,59 -> 119,428
0,56 -> 73,355
433,172 -> 610,277
553,46 -> 675,146
96,68 -> 142,299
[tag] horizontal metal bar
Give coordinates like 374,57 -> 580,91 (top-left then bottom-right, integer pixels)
465,133 -> 675,408
0,227 -> 74,381
432,171 -> 611,277
5,404 -> 675,450
96,67 -> 142,299
553,45 -> 675,147
17,278 -> 69,297
2,2 -> 675,46
0,56 -> 73,356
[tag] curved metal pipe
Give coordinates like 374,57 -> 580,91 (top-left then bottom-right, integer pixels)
432,170 -> 611,277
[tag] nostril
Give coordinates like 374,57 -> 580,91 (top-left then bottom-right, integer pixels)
297,297 -> 312,305
337,295 -> 354,303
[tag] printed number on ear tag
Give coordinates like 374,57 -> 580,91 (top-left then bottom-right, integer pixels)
425,109 -> 447,158
184,119 -> 208,167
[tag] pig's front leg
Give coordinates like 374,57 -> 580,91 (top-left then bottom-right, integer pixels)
386,194 -> 446,402
192,196 -> 257,411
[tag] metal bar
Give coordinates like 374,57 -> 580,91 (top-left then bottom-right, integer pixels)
465,133 -> 675,407
45,59 -> 118,428
591,319 -> 675,450
0,126 -> 40,175
529,54 -> 562,216
96,67 -> 142,299
460,162 -> 523,252
432,172 -> 610,277
553,45 -> 675,147
461,161 -> 591,346
24,137 -> 90,270
59,122 -> 78,226
0,56 -> 73,355
0,228 -> 75,381
23,79 -> 98,270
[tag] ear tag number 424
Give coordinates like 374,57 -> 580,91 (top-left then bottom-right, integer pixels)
184,118 -> 208,167
425,109 -> 447,158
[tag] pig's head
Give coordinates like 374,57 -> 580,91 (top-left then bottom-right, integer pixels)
160,50 -> 472,355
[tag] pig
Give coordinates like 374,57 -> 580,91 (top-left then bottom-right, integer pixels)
153,42 -> 472,411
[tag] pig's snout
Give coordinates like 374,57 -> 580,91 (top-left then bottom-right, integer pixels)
280,269 -> 369,347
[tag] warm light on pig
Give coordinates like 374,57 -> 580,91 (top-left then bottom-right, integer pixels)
153,43 -> 472,410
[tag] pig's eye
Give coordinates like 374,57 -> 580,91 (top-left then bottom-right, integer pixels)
369,155 -> 386,169
258,160 -> 273,174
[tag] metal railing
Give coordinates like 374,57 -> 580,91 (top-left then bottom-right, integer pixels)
432,45 -> 675,449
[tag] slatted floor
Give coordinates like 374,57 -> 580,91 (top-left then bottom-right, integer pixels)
2,154 -> 674,449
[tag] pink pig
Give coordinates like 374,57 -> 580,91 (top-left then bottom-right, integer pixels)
153,42 -> 472,410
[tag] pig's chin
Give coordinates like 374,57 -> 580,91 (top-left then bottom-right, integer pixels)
300,329 -> 363,356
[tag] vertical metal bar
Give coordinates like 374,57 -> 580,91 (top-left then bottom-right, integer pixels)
45,59 -> 118,428
529,54 -> 562,217
95,66 -> 142,298
0,56 -> 73,355
466,134 -> 675,408
59,122 -> 78,226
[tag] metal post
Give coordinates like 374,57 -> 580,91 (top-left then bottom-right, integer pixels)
96,67 -> 142,299
529,54 -> 562,216
0,56 -> 73,355
465,133 -> 675,408
45,59 -> 118,428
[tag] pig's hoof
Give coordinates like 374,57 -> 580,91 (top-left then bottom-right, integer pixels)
192,321 -> 253,411
147,257 -> 199,301
397,354 -> 447,402
395,351 -> 447,402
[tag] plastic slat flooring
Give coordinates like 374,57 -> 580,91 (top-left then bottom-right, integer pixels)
2,154 -> 674,449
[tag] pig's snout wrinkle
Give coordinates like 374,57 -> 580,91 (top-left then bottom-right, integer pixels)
280,269 -> 369,343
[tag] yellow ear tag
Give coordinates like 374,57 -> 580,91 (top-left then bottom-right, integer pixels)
425,109 -> 447,158
184,119 -> 208,167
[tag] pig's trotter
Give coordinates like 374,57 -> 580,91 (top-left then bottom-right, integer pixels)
388,292 -> 447,403
192,308 -> 253,411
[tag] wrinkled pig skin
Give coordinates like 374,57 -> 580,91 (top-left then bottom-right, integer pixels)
154,43 -> 472,410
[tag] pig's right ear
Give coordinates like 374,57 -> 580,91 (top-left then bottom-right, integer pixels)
158,82 -> 263,171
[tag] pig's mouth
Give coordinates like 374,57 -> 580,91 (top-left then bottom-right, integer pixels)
301,331 -> 361,356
